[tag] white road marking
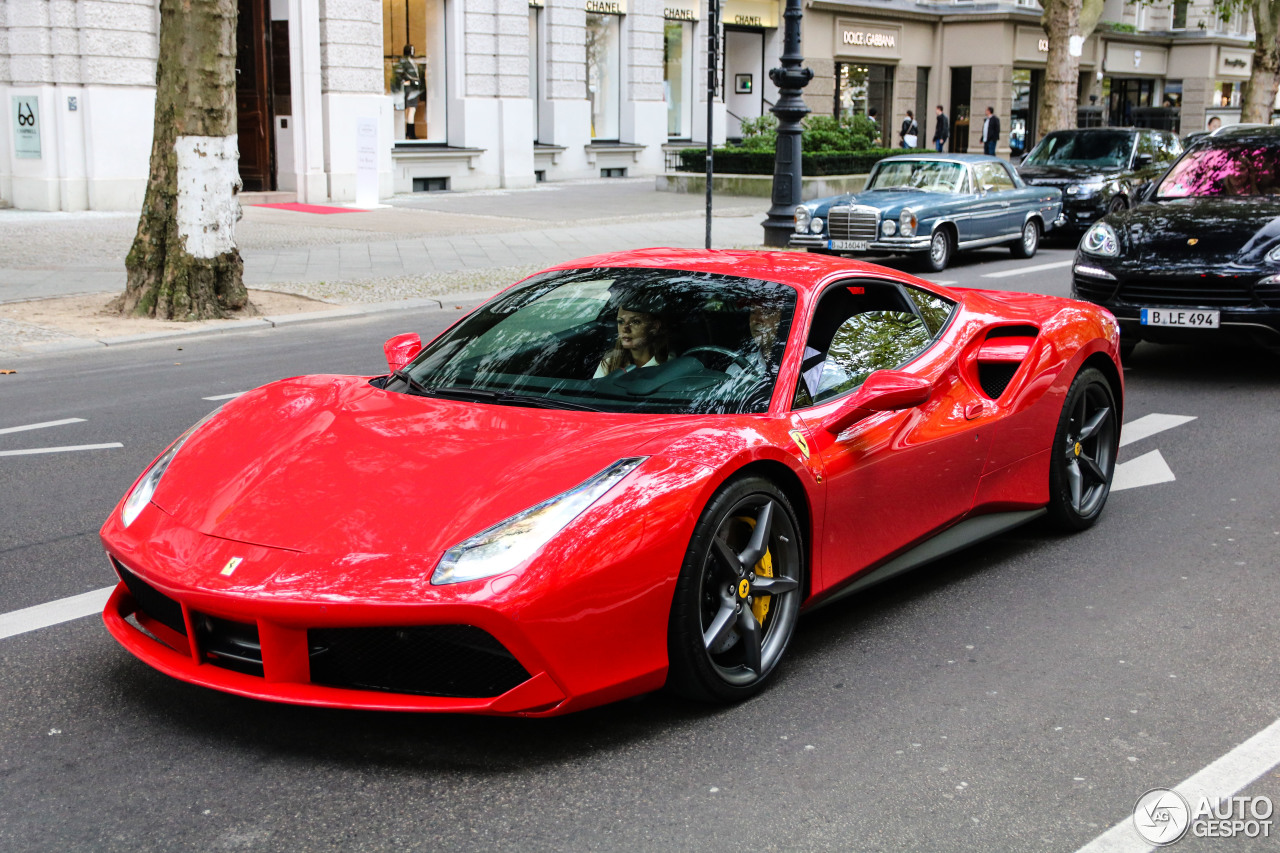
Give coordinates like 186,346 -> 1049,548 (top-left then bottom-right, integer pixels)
0,418 -> 86,436
1111,449 -> 1176,492
202,392 -> 244,401
1075,716 -> 1280,853
982,260 -> 1074,279
0,443 -> 123,457
1120,413 -> 1197,448
0,586 -> 115,641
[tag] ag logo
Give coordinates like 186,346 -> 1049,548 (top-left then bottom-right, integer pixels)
1133,788 -> 1191,845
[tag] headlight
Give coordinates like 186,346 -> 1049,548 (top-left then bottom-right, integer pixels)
794,207 -> 811,234
431,458 -> 645,585
882,219 -> 897,237
809,217 -> 824,234
899,209 -> 917,238
1067,181 -> 1104,196
121,410 -> 220,527
1081,222 -> 1120,257
1267,245 -> 1280,263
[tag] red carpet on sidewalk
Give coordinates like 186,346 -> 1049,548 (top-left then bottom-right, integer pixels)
254,202 -> 362,215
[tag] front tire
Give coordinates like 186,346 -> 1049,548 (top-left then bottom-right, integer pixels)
1011,219 -> 1040,259
1107,195 -> 1128,214
1047,367 -> 1119,531
667,477 -> 805,703
923,228 -> 954,272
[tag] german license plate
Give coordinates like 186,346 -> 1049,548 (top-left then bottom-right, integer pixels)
829,240 -> 869,251
1140,308 -> 1220,328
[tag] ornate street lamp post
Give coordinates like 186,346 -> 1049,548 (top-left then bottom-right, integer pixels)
761,0 -> 812,247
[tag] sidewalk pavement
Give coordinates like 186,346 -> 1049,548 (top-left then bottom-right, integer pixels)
0,178 -> 774,356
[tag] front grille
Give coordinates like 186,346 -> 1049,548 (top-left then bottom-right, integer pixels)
827,206 -> 879,241
194,613 -> 264,677
308,625 -> 531,698
1117,275 -> 1256,307
113,559 -> 186,637
1073,276 -> 1119,303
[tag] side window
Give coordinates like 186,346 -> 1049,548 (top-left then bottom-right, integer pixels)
1160,133 -> 1183,162
794,282 -> 933,408
904,285 -> 956,336
976,162 -> 1015,191
1136,132 -> 1159,160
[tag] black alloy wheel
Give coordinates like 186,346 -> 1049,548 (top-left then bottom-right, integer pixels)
1011,219 -> 1040,259
1047,367 -> 1119,530
924,228 -> 953,272
667,477 -> 805,703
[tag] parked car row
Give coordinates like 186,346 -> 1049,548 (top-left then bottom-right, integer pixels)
792,124 -> 1279,359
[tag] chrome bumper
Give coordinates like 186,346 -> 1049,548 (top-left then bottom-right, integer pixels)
788,234 -> 931,253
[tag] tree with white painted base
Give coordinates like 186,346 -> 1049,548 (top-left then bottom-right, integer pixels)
117,0 -> 248,321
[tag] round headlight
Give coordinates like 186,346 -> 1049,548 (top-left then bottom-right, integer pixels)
810,217 -> 824,234
794,206 -> 811,234
899,209 -> 917,238
882,219 -> 897,237
1066,185 -> 1080,195
1081,222 -> 1120,257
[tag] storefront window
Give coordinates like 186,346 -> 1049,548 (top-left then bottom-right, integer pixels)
835,63 -> 893,143
1215,80 -> 1242,108
1106,78 -> 1154,126
587,13 -> 622,140
664,21 -> 695,138
384,0 -> 447,143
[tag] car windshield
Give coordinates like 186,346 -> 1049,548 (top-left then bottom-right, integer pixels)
395,268 -> 798,415
1022,131 -> 1135,168
1155,140 -> 1280,198
866,160 -> 966,192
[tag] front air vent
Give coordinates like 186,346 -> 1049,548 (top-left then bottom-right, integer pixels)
113,559 -> 187,638
308,625 -> 532,698
194,613 -> 264,677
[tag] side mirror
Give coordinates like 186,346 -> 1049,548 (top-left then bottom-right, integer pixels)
383,333 -> 422,373
821,370 -> 933,434
1134,153 -> 1154,168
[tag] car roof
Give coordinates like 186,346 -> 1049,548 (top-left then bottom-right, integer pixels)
538,248 -> 931,295
1204,124 -> 1280,143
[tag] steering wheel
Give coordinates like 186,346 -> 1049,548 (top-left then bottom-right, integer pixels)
683,345 -> 754,372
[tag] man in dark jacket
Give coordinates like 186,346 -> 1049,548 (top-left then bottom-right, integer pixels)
981,106 -> 1000,156
933,105 -> 949,152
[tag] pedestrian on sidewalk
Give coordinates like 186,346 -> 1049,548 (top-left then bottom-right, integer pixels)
981,107 -> 1000,157
899,111 -> 918,149
933,105 -> 949,153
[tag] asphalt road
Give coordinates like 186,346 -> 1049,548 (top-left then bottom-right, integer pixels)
2,246 -> 1279,852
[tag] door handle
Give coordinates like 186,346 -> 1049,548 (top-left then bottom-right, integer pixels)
965,401 -> 986,420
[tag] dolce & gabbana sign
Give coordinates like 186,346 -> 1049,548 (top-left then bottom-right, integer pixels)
834,19 -> 901,60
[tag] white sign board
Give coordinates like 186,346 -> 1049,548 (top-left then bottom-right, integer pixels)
13,96 -> 41,159
355,117 -> 379,208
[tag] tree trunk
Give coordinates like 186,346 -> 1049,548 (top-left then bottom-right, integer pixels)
1240,0 -> 1280,124
118,0 -> 248,321
1039,0 -> 1105,135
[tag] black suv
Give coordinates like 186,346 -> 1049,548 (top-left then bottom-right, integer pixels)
1018,128 -> 1182,228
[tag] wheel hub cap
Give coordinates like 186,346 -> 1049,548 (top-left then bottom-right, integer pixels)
737,578 -> 751,599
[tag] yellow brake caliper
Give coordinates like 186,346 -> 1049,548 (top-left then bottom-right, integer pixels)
738,517 -> 774,624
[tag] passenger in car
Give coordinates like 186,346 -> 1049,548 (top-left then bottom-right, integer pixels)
595,303 -> 672,377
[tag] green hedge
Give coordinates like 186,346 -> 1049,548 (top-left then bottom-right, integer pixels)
675,147 -> 933,176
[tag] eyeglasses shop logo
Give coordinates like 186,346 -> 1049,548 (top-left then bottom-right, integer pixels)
1133,789 -> 1274,845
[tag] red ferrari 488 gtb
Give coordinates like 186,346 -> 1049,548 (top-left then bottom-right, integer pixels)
101,249 -> 1123,716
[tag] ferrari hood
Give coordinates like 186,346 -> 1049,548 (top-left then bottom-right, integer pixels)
151,375 -> 689,557
1125,197 -> 1280,267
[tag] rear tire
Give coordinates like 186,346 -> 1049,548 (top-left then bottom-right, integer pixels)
667,477 -> 805,703
1011,219 -> 1040,259
1047,367 -> 1119,531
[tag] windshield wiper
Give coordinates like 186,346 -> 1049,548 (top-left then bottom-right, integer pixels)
425,385 -> 602,412
390,369 -> 432,396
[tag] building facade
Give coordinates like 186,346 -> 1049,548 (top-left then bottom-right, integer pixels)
1,0 -> 1274,210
